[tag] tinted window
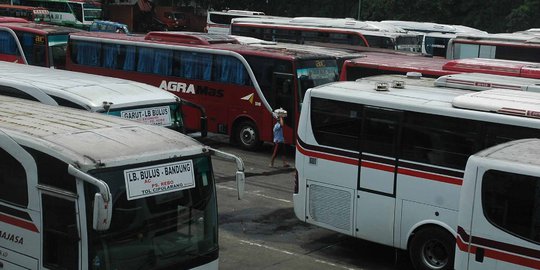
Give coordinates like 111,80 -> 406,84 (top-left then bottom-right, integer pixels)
361,107 -> 400,156
483,170 -> 540,243
364,35 -> 394,49
51,96 -> 85,109
310,97 -> 361,151
0,148 -> 28,207
29,149 -> 76,192
0,31 -> 19,55
401,112 -> 482,169
484,123 -> 540,147
495,46 -> 540,62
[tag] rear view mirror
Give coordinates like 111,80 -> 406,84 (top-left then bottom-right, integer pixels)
93,193 -> 112,231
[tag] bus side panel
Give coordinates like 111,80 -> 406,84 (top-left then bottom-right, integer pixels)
0,207 -> 40,269
397,173 -> 460,249
400,200 -> 458,249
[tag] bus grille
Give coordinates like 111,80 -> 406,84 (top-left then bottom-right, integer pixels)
308,183 -> 352,232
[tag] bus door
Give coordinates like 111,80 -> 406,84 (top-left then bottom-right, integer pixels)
40,192 -> 81,269
272,72 -> 295,143
0,130 -> 39,269
356,106 -> 401,246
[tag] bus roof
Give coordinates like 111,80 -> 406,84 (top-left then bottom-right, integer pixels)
345,52 -> 456,77
0,22 -> 81,34
0,16 -> 29,23
381,20 -> 487,34
473,139 -> 540,167
0,95 -> 203,170
360,72 -> 540,92
231,35 -> 365,59
209,9 -> 266,15
0,61 -> 178,110
309,80 -> 540,124
231,17 -> 416,38
443,58 -> 540,78
344,54 -> 540,79
453,32 -> 540,45
69,31 -> 337,60
0,4 -> 48,10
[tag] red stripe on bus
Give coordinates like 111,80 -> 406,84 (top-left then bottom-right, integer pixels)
0,213 -> 38,232
296,143 -> 357,165
398,167 -> 463,186
361,160 -> 394,173
298,143 -> 463,185
457,233 -> 540,268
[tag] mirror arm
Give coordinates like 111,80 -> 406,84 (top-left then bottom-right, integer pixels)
208,147 -> 245,200
68,164 -> 111,202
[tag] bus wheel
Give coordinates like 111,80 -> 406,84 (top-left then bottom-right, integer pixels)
236,120 -> 261,150
409,227 -> 455,270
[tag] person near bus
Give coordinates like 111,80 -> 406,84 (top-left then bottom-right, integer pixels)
270,108 -> 290,168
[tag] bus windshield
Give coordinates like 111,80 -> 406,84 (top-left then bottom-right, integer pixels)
85,156 -> 217,270
48,34 -> 69,68
297,59 -> 339,99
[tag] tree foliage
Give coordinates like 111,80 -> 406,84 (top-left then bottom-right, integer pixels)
203,0 -> 540,33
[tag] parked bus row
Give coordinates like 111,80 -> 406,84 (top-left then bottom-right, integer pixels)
222,14 -> 540,63
2,20 -> 540,147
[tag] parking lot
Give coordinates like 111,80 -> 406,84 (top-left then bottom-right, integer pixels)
202,134 -> 415,270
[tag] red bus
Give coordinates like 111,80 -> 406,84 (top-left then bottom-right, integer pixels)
340,53 -> 540,81
0,21 -> 81,68
0,4 -> 50,23
66,31 -> 340,150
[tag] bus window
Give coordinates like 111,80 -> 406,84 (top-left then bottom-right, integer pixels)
42,194 -> 79,269
0,31 -> 20,56
0,148 -> 28,207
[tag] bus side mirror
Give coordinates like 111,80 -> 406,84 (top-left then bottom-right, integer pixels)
236,171 -> 245,200
93,193 -> 112,231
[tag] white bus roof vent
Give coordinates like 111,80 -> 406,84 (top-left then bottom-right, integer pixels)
406,72 -> 422,79
436,73 -> 540,92
375,82 -> 390,91
452,89 -> 540,119
391,80 -> 405,89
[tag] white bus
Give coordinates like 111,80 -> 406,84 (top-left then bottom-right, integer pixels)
0,95 -> 245,270
206,9 -> 266,35
295,80 -> 540,270
0,61 -> 207,135
456,138 -> 540,270
230,16 -> 422,53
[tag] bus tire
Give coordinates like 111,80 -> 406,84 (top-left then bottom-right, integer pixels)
409,227 -> 455,270
236,120 -> 261,151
